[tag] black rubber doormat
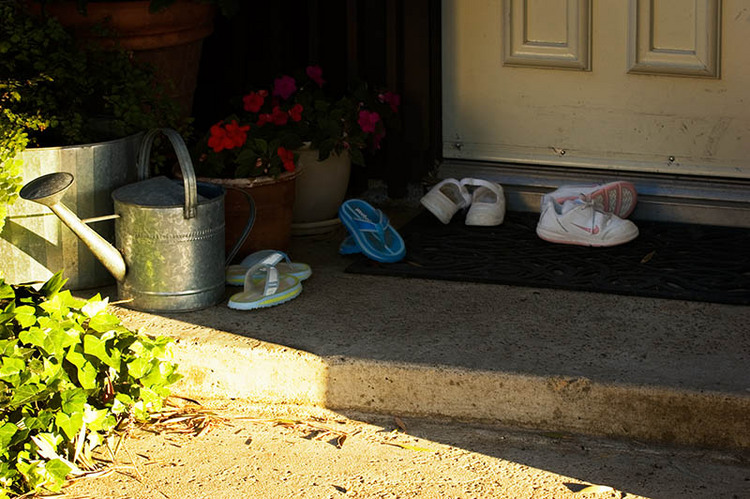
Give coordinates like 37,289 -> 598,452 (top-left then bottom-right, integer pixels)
345,210 -> 750,305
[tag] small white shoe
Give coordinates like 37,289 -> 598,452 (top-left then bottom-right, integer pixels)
461,178 -> 505,226
544,181 -> 638,218
420,178 -> 471,224
536,197 -> 639,247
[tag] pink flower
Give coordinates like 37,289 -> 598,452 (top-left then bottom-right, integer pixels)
207,120 -> 250,153
306,65 -> 325,87
277,147 -> 296,172
357,110 -> 381,133
273,75 -> 297,100
242,90 -> 268,113
379,91 -> 400,113
289,103 -> 304,122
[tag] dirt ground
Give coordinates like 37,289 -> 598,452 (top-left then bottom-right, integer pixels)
60,399 -> 749,499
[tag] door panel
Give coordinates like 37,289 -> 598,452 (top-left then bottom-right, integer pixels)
628,0 -> 721,77
442,0 -> 750,179
503,0 -> 591,70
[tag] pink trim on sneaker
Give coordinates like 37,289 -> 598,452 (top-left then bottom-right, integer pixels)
552,181 -> 638,218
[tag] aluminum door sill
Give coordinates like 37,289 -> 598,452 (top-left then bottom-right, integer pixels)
438,160 -> 750,228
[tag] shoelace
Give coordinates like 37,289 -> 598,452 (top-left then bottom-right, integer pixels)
576,198 -> 612,233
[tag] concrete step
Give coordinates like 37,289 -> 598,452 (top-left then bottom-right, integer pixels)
98,224 -> 750,452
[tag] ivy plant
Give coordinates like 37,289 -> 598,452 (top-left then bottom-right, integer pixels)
0,272 -> 181,497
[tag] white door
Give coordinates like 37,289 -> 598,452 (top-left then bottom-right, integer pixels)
441,0 -> 750,180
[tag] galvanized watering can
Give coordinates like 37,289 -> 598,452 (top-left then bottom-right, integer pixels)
19,128 -> 254,313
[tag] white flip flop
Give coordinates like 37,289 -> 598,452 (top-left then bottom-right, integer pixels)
226,250 -> 311,286
420,178 -> 472,224
461,178 -> 505,226
227,263 -> 302,310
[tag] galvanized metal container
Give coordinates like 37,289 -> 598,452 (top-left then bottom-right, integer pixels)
0,134 -> 141,289
112,129 -> 227,312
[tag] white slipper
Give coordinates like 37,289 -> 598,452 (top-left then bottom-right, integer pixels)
226,250 -> 311,286
461,178 -> 505,226
420,178 -> 471,224
228,263 -> 302,310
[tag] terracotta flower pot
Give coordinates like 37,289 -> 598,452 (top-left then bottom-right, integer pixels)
197,171 -> 299,263
33,0 -> 215,117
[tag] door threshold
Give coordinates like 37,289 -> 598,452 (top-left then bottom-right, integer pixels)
439,160 -> 750,228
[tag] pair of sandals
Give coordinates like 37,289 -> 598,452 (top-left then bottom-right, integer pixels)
225,250 -> 311,310
421,178 -> 505,226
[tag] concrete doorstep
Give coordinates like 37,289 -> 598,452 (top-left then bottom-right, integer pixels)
109,296 -> 750,452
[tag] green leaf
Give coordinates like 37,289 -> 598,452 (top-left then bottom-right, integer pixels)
113,393 -> 133,414
39,292 -> 69,318
0,357 -> 25,382
55,411 -> 83,440
39,272 -> 67,298
18,327 -> 48,352
44,459 -> 71,488
81,296 -> 108,318
83,334 -> 120,370
65,347 -> 97,390
349,147 -> 365,166
60,388 -> 87,414
87,313 -> 121,333
0,339 -> 17,356
13,305 -> 36,329
131,400 -> 150,422
0,282 -> 14,301
41,357 -> 65,384
127,357 -> 151,379
9,382 -> 45,409
83,405 -> 113,432
252,138 -> 269,153
0,422 -> 17,450
141,360 -> 178,389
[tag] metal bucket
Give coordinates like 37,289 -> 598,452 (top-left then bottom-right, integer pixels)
112,129 -> 230,312
0,134 -> 141,289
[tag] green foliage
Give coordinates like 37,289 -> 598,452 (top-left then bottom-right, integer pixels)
0,0 -> 180,148
0,156 -> 22,235
0,272 -> 181,497
0,0 -> 183,231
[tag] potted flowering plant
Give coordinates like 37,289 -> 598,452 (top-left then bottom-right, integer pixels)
193,65 -> 400,178
192,65 -> 400,243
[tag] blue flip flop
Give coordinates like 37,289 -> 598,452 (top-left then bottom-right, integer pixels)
338,199 -> 405,263
338,235 -> 360,255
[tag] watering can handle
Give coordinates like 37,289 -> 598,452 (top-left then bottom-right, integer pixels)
136,128 -> 198,219
224,187 -> 256,267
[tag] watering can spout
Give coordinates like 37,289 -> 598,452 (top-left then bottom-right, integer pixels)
19,173 -> 127,282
